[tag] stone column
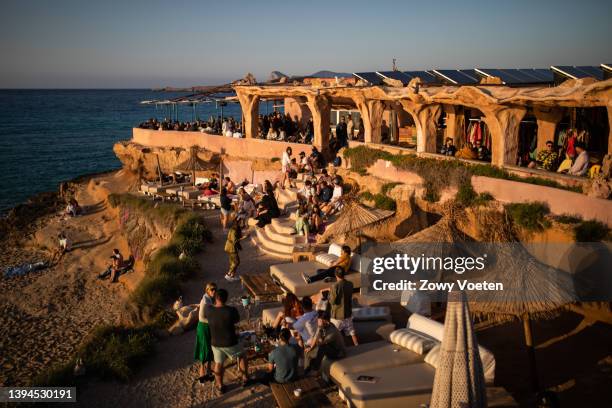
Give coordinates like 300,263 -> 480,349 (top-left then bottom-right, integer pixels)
306,94 -> 331,151
534,106 -> 564,152
354,97 -> 385,144
399,101 -> 441,153
482,106 -> 527,166
444,104 -> 465,146
235,90 -> 260,139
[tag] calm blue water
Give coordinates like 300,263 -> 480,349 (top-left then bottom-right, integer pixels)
0,90 -> 244,213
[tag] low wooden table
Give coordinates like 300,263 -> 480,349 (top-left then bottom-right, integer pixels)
241,273 -> 284,302
271,377 -> 332,408
292,244 -> 317,263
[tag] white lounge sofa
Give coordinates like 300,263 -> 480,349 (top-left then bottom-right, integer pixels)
331,313 -> 496,408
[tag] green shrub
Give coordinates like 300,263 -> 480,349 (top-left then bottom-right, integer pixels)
472,192 -> 494,206
373,194 -> 397,211
130,274 -> 181,311
456,182 -> 478,206
381,182 -> 402,195
574,220 -> 610,242
555,214 -> 582,224
359,191 -> 374,201
342,146 -> 583,202
505,202 -> 551,232
271,157 -> 280,162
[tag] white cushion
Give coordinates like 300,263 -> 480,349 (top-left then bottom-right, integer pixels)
423,343 -> 496,383
328,243 -> 343,257
406,313 -> 445,342
353,306 -> 391,322
315,253 -> 338,267
389,328 -> 438,355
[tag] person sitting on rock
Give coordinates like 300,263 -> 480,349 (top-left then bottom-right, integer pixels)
98,248 -> 123,282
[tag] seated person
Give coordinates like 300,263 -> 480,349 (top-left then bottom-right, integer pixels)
294,203 -> 310,236
455,142 -> 478,160
236,191 -> 256,227
291,296 -> 318,345
303,311 -> 346,383
200,183 -> 219,196
321,178 -> 343,216
297,151 -> 309,172
475,140 -> 490,161
316,181 -> 333,205
309,204 -> 323,234
567,142 -> 590,176
528,140 -> 558,171
297,180 -> 315,203
260,328 -> 301,385
272,293 -> 304,330
308,147 -> 323,174
50,232 -> 71,264
98,248 -> 123,282
318,169 -> 332,186
440,137 -> 457,156
260,184 -> 280,218
302,246 -> 351,284
255,202 -> 272,228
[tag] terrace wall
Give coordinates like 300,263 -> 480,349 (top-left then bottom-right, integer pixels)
132,128 -> 312,159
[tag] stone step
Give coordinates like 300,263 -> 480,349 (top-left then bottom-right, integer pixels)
264,223 -> 297,245
255,227 -> 294,254
271,217 -> 297,234
250,236 -> 292,260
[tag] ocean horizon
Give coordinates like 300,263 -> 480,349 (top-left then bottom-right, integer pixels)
0,89 -> 243,213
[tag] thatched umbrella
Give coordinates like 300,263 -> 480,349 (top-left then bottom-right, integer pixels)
430,291 -> 487,408
174,146 -> 209,186
466,243 -> 576,393
321,199 -> 394,252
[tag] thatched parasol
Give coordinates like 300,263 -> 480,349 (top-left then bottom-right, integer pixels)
430,291 -> 487,408
174,146 -> 209,186
466,243 -> 576,393
322,199 -> 394,251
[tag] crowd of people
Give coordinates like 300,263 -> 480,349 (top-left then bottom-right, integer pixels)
194,262 -> 358,393
441,137 -> 491,162
138,116 -> 243,137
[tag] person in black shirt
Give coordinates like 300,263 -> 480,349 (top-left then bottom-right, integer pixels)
219,188 -> 232,230
206,288 -> 249,393
317,181 -> 333,203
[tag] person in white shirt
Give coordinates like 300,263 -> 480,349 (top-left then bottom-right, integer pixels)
321,177 -> 344,216
568,142 -> 590,176
297,179 -> 315,203
267,127 -> 277,140
291,296 -> 317,345
280,147 -> 292,189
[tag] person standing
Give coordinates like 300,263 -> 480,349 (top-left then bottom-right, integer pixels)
224,222 -> 242,282
281,147 -> 293,189
329,267 -> 358,346
194,282 -> 217,383
347,115 -> 354,141
206,288 -> 249,393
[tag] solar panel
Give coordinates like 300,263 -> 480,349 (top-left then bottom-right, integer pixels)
432,70 -> 479,85
576,66 -> 604,80
532,69 -> 555,82
476,68 -> 524,84
353,72 -> 384,85
502,69 -> 548,83
404,71 -> 439,84
602,64 -> 612,72
518,69 -> 554,83
458,69 -> 481,81
551,66 -> 597,80
376,71 -> 411,85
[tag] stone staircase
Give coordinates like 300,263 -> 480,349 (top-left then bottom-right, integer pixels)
249,180 -> 307,260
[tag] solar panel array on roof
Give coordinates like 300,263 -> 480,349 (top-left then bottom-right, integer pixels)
602,64 -> 612,72
403,71 -> 439,84
432,70 -> 479,85
519,69 -> 554,83
376,71 -> 411,85
353,72 -> 384,85
458,69 -> 481,81
551,66 -> 603,80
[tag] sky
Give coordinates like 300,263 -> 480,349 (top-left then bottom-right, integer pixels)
0,0 -> 610,88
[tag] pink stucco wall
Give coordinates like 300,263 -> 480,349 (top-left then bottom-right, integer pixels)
472,176 -> 612,226
132,128 -> 312,159
223,160 -> 281,185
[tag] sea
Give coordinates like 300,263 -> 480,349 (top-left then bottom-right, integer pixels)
0,89 -> 244,214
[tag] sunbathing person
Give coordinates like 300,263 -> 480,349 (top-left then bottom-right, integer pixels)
303,311 -> 346,383
303,246 -> 351,284
98,248 -> 123,282
272,293 -> 304,331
